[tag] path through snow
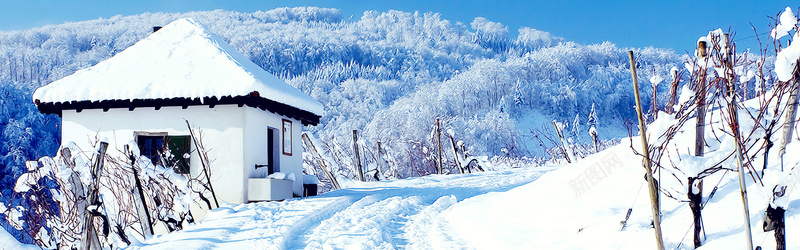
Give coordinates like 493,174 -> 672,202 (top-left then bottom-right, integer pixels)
130,166 -> 553,249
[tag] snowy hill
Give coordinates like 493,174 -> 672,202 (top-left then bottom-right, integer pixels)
0,7 -> 684,169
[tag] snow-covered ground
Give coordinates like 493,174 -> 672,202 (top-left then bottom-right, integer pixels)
4,136 -> 799,249
114,135 -> 798,249
127,166 -> 553,249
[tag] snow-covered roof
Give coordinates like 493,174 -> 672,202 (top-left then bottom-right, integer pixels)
33,18 -> 323,124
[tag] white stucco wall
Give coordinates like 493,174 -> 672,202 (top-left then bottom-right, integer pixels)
61,104 -> 304,206
242,107 -> 304,196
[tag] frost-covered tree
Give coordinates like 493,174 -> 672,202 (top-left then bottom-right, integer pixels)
587,103 -> 599,153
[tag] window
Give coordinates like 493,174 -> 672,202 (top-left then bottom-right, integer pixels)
136,133 -> 191,174
282,119 -> 292,156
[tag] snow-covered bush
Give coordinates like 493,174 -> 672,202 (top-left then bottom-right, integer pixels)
0,140 -> 195,249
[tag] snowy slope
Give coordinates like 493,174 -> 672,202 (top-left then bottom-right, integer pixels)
127,96 -> 800,249
444,142 -> 798,249
131,141 -> 799,249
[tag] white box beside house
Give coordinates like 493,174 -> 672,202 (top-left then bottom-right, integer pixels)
32,18 -> 323,217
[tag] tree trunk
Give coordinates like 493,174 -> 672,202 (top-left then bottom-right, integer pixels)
688,177 -> 703,248
765,205 -> 786,250
352,130 -> 365,181
436,119 -> 443,175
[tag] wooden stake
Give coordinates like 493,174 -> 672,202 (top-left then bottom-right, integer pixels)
696,41 -> 708,157
124,145 -> 153,237
449,136 -> 464,174
552,120 -> 572,163
80,142 -> 108,250
628,50 -> 664,250
352,130 -> 365,181
186,121 -> 219,208
721,34 -> 754,250
302,133 -> 340,189
436,119 -> 443,175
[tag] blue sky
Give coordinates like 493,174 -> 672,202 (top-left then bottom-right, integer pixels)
0,0 -> 796,54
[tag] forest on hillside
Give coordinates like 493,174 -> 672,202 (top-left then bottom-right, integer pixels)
1,6 -> 777,196
0,7 -> 697,179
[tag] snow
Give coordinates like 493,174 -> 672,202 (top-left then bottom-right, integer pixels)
0,228 -> 38,250
771,7 -> 798,40
773,7 -> 800,82
128,167 -> 551,249
32,18 -> 324,116
126,85 -> 800,249
126,134 -> 799,249
775,32 -> 800,82
649,74 -> 664,86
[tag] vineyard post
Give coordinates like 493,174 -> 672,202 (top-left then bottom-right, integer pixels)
628,50 -> 664,250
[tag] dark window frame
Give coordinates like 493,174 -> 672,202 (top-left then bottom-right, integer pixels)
134,132 -> 191,174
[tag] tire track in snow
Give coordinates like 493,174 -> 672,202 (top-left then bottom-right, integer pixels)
136,167 -> 552,249
289,167 -> 553,249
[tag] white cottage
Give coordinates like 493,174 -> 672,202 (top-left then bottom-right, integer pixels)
32,19 -> 323,209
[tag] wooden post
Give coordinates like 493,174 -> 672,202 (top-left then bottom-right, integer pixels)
186,120 -> 219,208
778,69 -> 800,167
665,68 -> 680,114
60,147 -> 74,167
460,144 -> 472,173
124,145 -> 154,237
436,119 -> 443,175
696,41 -> 708,157
721,34 -> 754,250
80,142 -> 108,250
650,67 -> 659,117
352,130 -> 365,181
449,136 -> 464,174
302,133 -> 340,189
628,50 -> 664,250
552,120 -> 572,163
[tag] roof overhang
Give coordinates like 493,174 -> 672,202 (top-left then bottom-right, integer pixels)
36,91 -> 320,126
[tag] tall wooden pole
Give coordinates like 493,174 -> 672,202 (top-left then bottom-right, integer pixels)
722,33 -> 754,250
696,41 -> 708,157
302,133 -> 340,189
124,145 -> 153,237
628,51 -> 665,250
436,119 -> 443,175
